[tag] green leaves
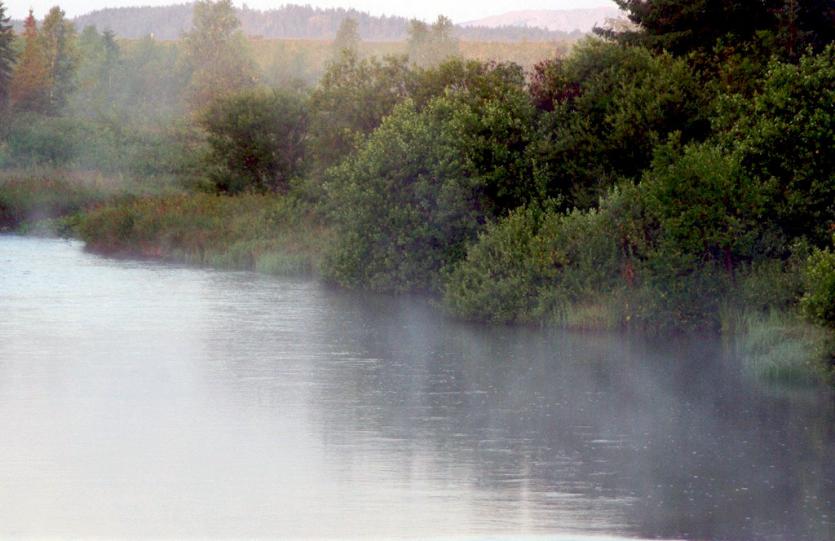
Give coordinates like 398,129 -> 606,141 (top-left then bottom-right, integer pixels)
200,89 -> 308,194
531,40 -> 709,209
183,0 -> 256,110
716,45 -> 835,243
801,239 -> 835,327
322,98 -> 473,292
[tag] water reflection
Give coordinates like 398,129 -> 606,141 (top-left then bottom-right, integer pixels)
0,236 -> 832,539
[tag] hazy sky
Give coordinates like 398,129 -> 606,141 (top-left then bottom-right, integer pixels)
9,0 -> 617,23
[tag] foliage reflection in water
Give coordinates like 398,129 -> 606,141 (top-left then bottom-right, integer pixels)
0,236 -> 832,539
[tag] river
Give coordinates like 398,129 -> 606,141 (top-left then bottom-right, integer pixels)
0,235 -> 832,539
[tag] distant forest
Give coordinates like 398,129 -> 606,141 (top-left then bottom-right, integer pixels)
12,4 -> 581,42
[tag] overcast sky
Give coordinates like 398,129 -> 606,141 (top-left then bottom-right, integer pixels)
9,0 -> 617,23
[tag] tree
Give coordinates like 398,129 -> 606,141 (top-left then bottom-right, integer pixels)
308,50 -> 413,169
714,45 -> 835,245
0,0 -> 15,110
641,142 -> 768,275
183,0 -> 256,110
530,39 -> 709,209
332,17 -> 360,57
602,0 -> 835,60
40,6 -> 77,114
200,89 -> 308,193
100,30 -> 119,94
71,25 -> 118,117
408,15 -> 459,67
10,11 -> 50,113
322,98 -> 477,292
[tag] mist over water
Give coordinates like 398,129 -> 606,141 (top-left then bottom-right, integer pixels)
0,235 -> 832,539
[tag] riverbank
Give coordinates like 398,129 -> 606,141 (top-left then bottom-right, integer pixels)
77,192 -> 326,276
2,173 -> 832,387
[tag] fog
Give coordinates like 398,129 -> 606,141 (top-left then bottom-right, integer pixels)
9,0 -> 617,23
1,236 -> 832,538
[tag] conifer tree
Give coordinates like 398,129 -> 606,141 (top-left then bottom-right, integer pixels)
40,6 -> 77,113
10,10 -> 50,113
0,1 -> 15,109
604,0 -> 834,59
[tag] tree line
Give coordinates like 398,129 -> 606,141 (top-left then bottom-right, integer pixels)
59,3 -> 578,42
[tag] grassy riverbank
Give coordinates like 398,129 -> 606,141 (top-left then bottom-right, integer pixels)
0,170 -> 181,233
77,191 -> 326,276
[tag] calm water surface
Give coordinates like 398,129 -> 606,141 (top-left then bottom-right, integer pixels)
0,235 -> 832,539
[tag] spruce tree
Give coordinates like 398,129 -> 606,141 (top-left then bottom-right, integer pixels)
0,0 -> 15,108
41,6 -> 77,114
9,10 -> 50,113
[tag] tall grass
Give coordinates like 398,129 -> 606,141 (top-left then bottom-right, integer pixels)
0,170 -> 181,233
731,309 -> 834,384
77,193 -> 327,277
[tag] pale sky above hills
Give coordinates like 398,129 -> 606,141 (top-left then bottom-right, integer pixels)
10,0 -> 617,22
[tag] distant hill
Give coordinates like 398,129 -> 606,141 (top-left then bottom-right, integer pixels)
463,7 -> 624,34
13,3 -> 580,42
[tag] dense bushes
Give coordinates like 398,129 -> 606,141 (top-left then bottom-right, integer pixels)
530,40 -> 710,209
443,203 -> 622,324
444,136 -> 814,332
322,99 -> 476,292
321,61 -> 542,292
0,113 -> 201,178
715,45 -> 835,244
200,89 -> 308,193
801,241 -> 835,328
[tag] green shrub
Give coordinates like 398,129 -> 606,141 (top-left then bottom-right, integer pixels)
322,72 -> 542,294
200,88 -> 308,194
715,45 -> 835,244
442,205 -> 556,323
443,197 -> 626,324
530,40 -> 710,209
801,242 -> 835,327
322,98 -> 475,292
3,115 -> 81,167
640,141 -> 768,271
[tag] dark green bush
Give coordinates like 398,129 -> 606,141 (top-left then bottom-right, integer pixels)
200,88 -> 308,194
308,51 -> 413,169
322,98 -> 477,292
640,141 -> 768,272
3,114 -> 81,166
443,184 -> 648,324
801,240 -> 835,327
321,66 -> 542,294
530,40 -> 710,209
714,45 -> 835,244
